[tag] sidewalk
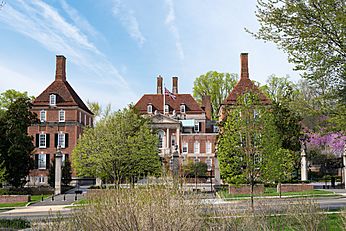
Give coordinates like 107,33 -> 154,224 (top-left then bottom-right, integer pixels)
30,185 -> 88,206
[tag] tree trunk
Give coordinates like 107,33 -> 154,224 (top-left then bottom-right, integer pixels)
278,182 -> 282,198
251,182 -> 254,212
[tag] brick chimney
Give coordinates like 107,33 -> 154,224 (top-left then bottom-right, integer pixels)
172,76 -> 178,94
240,53 -> 249,80
157,75 -> 163,94
202,95 -> 212,120
55,55 -> 66,82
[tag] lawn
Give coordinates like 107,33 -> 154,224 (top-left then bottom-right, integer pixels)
219,187 -> 336,199
0,194 -> 50,208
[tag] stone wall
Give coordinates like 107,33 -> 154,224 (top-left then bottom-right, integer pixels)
228,184 -> 264,195
278,184 -> 314,193
0,195 -> 30,203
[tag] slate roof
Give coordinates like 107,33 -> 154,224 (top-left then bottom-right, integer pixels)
135,94 -> 204,114
33,80 -> 93,115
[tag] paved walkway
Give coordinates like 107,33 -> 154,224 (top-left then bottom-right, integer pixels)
30,185 -> 88,206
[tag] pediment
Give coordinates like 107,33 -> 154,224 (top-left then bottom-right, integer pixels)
150,114 -> 180,124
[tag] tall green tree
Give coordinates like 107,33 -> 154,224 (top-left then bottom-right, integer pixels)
72,106 -> 161,186
193,71 -> 238,119
0,97 -> 37,187
218,94 -> 281,209
251,0 -> 346,102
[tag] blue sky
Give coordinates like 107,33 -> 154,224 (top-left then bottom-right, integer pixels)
0,0 -> 301,109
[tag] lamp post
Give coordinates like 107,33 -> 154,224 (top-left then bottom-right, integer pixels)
55,146 -> 63,195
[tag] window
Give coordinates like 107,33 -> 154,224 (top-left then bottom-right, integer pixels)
180,104 -> 185,113
206,158 -> 212,171
84,114 -> 87,125
164,104 -> 169,113
158,131 -> 164,149
49,94 -> 56,106
194,122 -> 200,133
40,110 -> 46,122
62,154 -> 68,167
194,141 -> 200,154
206,141 -> 212,154
194,157 -> 200,163
58,133 -> 65,148
89,117 -> 92,126
213,125 -> 219,133
147,104 -> 153,113
38,176 -> 45,183
182,142 -> 188,154
171,135 -> 176,147
59,110 -> 65,122
39,134 -> 46,148
38,154 -> 46,169
79,112 -> 82,123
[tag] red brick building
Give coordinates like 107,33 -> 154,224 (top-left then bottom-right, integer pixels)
27,55 -> 93,186
134,76 -> 217,174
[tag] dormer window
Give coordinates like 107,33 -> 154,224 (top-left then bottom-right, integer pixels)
40,110 -> 46,122
49,94 -> 56,106
164,104 -> 169,114
147,104 -> 153,114
180,104 -> 186,113
59,110 -> 65,122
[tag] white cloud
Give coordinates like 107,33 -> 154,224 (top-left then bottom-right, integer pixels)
165,0 -> 184,60
0,0 -> 129,89
112,0 -> 145,46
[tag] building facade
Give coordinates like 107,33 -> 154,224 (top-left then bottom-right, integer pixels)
27,55 -> 93,186
134,76 -> 218,174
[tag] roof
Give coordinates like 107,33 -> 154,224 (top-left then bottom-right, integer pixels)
33,80 -> 93,115
222,77 -> 271,106
134,94 -> 204,114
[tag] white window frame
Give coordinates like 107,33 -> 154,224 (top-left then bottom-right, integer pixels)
79,112 -> 82,123
147,104 -> 153,113
171,135 -> 176,147
59,110 -> 65,122
58,132 -> 65,148
38,154 -> 46,169
206,158 -> 212,171
49,94 -> 56,106
182,142 -> 188,154
206,141 -> 212,154
38,176 -> 45,183
180,104 -> 185,113
164,104 -> 169,113
40,110 -> 46,122
39,133 -> 46,148
194,141 -> 200,154
84,114 -> 87,125
158,130 -> 164,149
194,122 -> 200,133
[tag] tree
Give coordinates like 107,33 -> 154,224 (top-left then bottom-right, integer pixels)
48,161 -> 55,187
218,93 -> 291,209
72,106 -> 161,186
86,101 -> 112,125
193,71 -> 238,119
251,0 -> 346,102
182,160 -> 207,178
0,97 -> 37,187
62,158 -> 72,186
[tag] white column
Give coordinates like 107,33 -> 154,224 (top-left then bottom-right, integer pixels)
176,127 -> 180,153
301,146 -> 308,181
166,128 -> 170,150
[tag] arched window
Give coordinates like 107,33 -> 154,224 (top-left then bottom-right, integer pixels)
158,130 -> 164,149
147,104 -> 153,113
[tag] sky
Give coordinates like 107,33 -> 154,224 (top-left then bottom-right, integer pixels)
0,0 -> 301,110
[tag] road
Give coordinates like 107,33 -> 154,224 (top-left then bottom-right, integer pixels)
1,195 -> 346,220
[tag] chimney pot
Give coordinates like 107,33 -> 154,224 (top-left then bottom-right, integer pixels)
157,75 -> 163,94
240,53 -> 249,80
55,55 -> 66,81
172,76 -> 178,94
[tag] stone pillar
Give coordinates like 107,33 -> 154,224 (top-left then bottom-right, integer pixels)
96,178 -> 102,187
214,149 -> 221,186
172,147 -> 179,176
176,127 -> 180,152
343,145 -> 346,189
301,142 -> 308,181
55,147 -> 63,195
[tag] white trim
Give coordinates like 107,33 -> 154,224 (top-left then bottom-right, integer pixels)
49,94 -> 56,106
147,104 -> 153,114
38,154 -> 47,169
182,142 -> 188,154
194,141 -> 200,154
39,133 -> 46,148
40,110 -> 46,122
58,132 -> 65,148
206,141 -> 212,154
180,104 -> 186,113
59,110 -> 65,122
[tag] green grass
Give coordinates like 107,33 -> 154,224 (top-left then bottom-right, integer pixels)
219,188 -> 336,199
